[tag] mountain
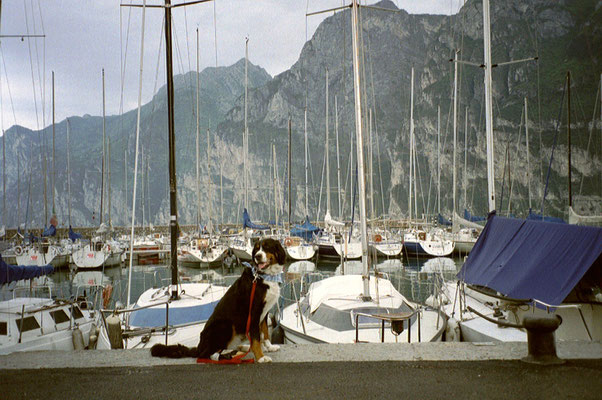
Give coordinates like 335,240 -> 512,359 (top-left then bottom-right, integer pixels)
1,59 -> 271,228
1,0 -> 600,229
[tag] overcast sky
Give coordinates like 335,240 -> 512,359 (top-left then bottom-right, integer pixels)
0,0 -> 463,133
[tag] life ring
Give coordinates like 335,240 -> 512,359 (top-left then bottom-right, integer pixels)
284,237 -> 293,247
374,234 -> 383,243
107,244 -> 111,252
14,245 -> 23,256
102,284 -> 113,309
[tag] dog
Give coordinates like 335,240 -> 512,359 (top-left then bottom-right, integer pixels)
151,237 -> 286,363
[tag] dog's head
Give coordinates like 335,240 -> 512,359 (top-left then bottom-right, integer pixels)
252,238 -> 286,276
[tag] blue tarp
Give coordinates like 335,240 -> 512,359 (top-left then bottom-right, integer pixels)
438,213 -> 452,226
290,216 -> 321,241
242,208 -> 269,230
0,255 -> 54,285
464,209 -> 486,222
42,225 -> 56,237
457,212 -> 602,305
526,208 -> 566,224
69,226 -> 83,242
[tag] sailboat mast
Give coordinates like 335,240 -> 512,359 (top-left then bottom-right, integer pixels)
369,109 -> 374,219
67,120 -> 71,227
483,0 -> 496,212
108,138 -> 111,225
325,67 -> 330,214
464,107 -> 468,212
196,28 -> 201,232
272,144 -> 278,225
2,132 -> 5,229
409,67 -> 414,223
288,118 -> 292,228
335,95 -> 342,220
51,71 -> 56,216
100,68 -> 106,225
567,71 -> 572,208
304,104 -> 308,215
525,97 -> 531,210
351,0 -> 370,299
437,105 -> 440,216
452,50 -> 458,224
244,37 -> 249,211
207,128 -> 212,229
164,0 -> 179,296
67,120 -> 71,226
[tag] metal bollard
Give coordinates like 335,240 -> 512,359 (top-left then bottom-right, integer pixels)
521,314 -> 564,365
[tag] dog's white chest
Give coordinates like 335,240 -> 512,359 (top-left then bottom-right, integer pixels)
261,281 -> 280,321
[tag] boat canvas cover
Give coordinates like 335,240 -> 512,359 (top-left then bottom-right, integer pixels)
242,208 -> 269,230
69,226 -> 83,242
457,213 -> 602,305
0,255 -> 54,285
290,216 -> 321,241
437,213 -> 452,226
42,224 -> 56,237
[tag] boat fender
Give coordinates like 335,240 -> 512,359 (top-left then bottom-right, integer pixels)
88,323 -> 99,350
106,313 -> 124,349
72,326 -> 85,350
424,294 -> 438,308
269,314 -> 284,344
102,284 -> 113,308
14,246 -> 23,256
445,318 -> 461,342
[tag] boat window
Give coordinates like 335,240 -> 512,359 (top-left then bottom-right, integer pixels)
129,301 -> 220,328
50,309 -> 70,324
0,321 -> 6,335
16,316 -> 40,333
72,306 -> 84,320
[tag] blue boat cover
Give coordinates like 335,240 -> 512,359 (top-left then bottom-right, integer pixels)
242,208 -> 269,230
290,216 -> 321,241
526,208 -> 566,224
438,213 -> 452,226
42,225 -> 56,237
464,209 -> 486,222
69,226 -> 83,242
457,212 -> 602,305
0,255 -> 54,285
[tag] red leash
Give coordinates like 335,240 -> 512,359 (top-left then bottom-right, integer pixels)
197,280 -> 257,364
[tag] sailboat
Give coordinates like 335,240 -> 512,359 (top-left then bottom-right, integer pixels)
403,68 -> 453,258
97,3 -> 228,350
0,254 -> 97,354
430,1 -> 602,343
315,68 -> 362,260
178,35 -> 227,268
280,1 -> 445,344
283,109 -> 317,261
72,70 -> 122,269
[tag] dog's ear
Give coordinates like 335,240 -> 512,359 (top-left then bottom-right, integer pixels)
252,241 -> 260,257
275,240 -> 286,265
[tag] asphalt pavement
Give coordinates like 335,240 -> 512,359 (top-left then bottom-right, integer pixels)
1,342 -> 601,399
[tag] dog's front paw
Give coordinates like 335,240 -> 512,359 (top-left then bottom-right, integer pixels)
262,340 -> 280,352
257,355 -> 272,363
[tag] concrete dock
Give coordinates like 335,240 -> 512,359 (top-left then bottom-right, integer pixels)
1,342 -> 601,399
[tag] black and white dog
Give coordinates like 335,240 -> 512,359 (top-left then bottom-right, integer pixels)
151,238 -> 286,363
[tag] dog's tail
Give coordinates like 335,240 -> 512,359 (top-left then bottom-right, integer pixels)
150,343 -> 198,358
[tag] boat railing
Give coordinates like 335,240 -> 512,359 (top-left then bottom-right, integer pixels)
354,309 -> 421,343
531,298 -> 592,341
100,299 -> 174,345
